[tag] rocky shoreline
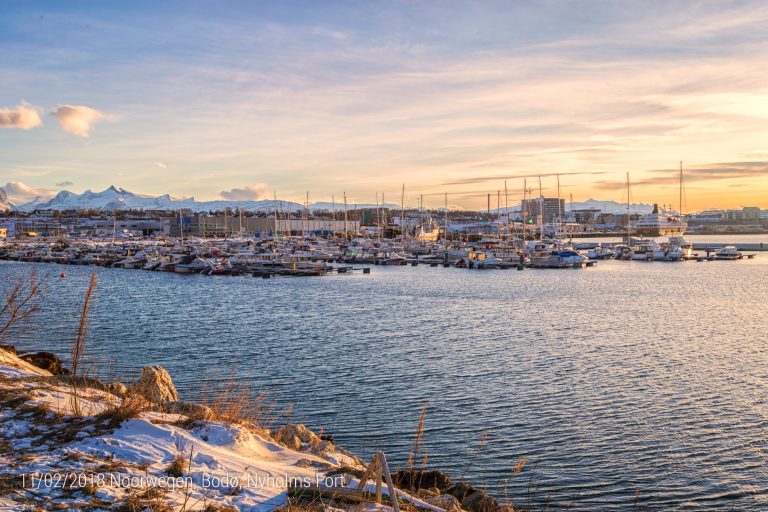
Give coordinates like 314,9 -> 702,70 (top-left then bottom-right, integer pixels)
0,346 -> 520,512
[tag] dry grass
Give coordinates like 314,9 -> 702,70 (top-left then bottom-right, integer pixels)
460,430 -> 489,481
197,372 -> 275,429
98,392 -> 149,428
513,456 -> 528,475
202,504 -> 239,512
70,271 -> 98,416
407,402 -> 428,469
165,453 -> 186,478
165,435 -> 189,479
118,486 -> 171,512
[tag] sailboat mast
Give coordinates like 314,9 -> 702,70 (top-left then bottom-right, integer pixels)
679,161 -> 684,215
420,193 -> 424,241
401,184 -> 406,242
626,172 -> 631,240
504,180 -> 509,241
556,174 -> 562,233
376,193 -> 381,244
343,192 -> 348,241
522,178 -> 527,241
538,176 -> 543,241
497,190 -> 501,237
444,192 -> 448,243
331,195 -> 336,237
273,193 -> 278,239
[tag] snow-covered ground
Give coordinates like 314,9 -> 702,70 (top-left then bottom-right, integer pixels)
0,348 -> 369,511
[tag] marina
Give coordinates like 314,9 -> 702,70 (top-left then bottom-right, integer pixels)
0,233 -> 759,276
4,1 -> 768,510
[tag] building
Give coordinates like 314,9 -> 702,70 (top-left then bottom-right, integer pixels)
571,208 -> 602,225
521,197 -> 566,223
166,214 -> 359,237
741,206 -> 761,220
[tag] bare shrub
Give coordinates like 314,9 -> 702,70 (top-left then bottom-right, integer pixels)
0,269 -> 45,346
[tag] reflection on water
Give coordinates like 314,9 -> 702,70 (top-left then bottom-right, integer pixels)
4,252 -> 768,510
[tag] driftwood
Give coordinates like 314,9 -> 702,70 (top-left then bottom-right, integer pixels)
287,484 -> 369,503
289,451 -> 401,512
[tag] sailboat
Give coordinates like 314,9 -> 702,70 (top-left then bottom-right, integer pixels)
614,172 -> 635,260
655,162 -> 693,259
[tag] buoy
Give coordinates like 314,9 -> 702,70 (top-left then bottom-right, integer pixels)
59,273 -> 65,277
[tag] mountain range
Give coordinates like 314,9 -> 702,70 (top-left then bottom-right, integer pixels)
0,185 -> 654,215
0,186 -> 402,213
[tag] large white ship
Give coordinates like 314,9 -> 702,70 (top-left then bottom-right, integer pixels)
632,204 -> 687,236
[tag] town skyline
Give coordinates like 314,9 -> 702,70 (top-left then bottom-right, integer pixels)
2,1 -> 768,210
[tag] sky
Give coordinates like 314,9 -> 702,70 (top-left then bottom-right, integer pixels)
1,0 -> 768,211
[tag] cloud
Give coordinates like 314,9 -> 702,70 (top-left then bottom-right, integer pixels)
219,184 -> 268,201
52,105 -> 107,137
1,181 -> 57,204
594,161 -> 768,190
0,102 -> 43,130
443,170 -> 610,186
155,162 -> 167,169
56,180 -> 74,187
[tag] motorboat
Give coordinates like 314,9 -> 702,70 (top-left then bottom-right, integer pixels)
714,246 -> 741,260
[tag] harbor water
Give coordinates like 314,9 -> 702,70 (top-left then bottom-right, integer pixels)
3,245 -> 768,510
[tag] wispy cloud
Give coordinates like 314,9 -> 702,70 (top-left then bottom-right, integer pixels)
52,105 -> 109,137
0,102 -> 43,130
594,161 -> 768,190
56,180 -> 74,187
444,170 -> 610,186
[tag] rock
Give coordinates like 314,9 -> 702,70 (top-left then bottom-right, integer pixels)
417,487 -> 440,498
446,482 -> 477,502
317,439 -> 335,453
106,381 -> 128,396
0,344 -> 17,355
395,469 -> 452,491
461,491 -> 498,512
425,494 -> 463,512
132,366 -> 179,404
285,435 -> 302,451
274,423 -> 319,450
20,352 -> 70,375
295,458 -> 331,469
174,401 -> 213,420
